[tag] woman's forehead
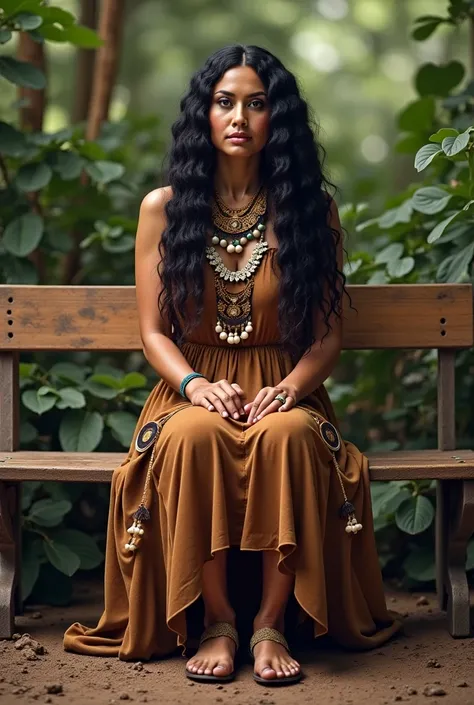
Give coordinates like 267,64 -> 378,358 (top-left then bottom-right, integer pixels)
213,66 -> 265,95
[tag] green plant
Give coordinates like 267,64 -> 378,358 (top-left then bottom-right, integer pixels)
336,0 -> 474,584
0,1 -> 165,601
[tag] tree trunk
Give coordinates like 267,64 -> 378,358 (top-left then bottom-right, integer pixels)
62,0 -> 125,285
18,32 -> 46,132
86,0 -> 125,140
72,0 -> 98,124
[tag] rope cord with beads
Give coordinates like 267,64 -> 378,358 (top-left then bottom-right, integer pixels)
300,407 -> 363,535
125,402 -> 191,553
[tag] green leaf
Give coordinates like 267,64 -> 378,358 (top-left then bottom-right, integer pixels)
120,372 -> 147,390
395,495 -> 435,535
416,61 -> 465,97
107,411 -> 138,447
4,258 -> 39,285
102,235 -> 135,253
60,24 -> 103,48
379,200 -> 413,227
412,186 -> 452,214
59,410 -> 104,452
403,546 -> 435,582
0,29 -> 12,44
387,256 -> 415,279
28,498 -> 72,527
371,482 -> 411,518
56,387 -> 86,410
50,151 -> 83,180
87,374 -> 122,389
21,481 -> 42,510
43,540 -> 80,577
0,120 -> 28,156
53,529 -> 104,570
441,127 -> 472,156
21,541 -> 41,601
49,362 -> 86,385
37,385 -> 57,397
412,19 -> 443,41
85,160 -> 125,184
0,56 -> 45,89
37,7 -> 75,25
83,379 -> 120,400
21,389 -> 56,415
398,97 -> 435,132
429,128 -> 459,144
20,421 -> 38,444
3,213 -> 44,257
14,12 -> 43,30
16,162 -> 52,192
414,143 -> 442,172
427,212 -> 461,244
437,242 -> 474,282
375,242 -> 404,265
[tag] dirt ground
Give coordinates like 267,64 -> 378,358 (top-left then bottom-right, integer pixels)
1,582 -> 473,705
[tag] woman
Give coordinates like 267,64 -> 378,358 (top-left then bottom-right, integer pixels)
64,44 -> 401,685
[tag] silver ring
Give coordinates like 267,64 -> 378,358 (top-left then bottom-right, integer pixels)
274,394 -> 286,405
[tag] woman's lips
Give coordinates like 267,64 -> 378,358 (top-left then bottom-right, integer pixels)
227,135 -> 251,144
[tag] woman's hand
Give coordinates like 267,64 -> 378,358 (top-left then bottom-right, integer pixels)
243,384 -> 297,424
185,377 -> 246,419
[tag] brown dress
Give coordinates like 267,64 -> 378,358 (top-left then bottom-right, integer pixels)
64,247 -> 401,660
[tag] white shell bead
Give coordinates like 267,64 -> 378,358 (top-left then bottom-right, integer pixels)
240,331 -> 249,339
125,543 -> 131,549
233,335 -> 240,344
220,239 -> 227,248
345,525 -> 352,534
138,528 -> 144,535
228,336 -> 234,344
227,244 -> 235,253
240,237 -> 247,245
235,245 -> 243,253
215,324 -> 223,333
219,331 -> 228,340
212,236 -> 220,244
252,229 -> 260,237
245,325 -> 253,333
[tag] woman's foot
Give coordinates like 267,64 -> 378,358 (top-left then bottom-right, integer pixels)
252,618 -> 301,682
186,615 -> 237,680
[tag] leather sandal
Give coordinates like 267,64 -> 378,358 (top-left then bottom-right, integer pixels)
185,622 -> 239,683
250,627 -> 302,686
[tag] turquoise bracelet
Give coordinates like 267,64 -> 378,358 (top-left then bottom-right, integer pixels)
180,372 -> 205,398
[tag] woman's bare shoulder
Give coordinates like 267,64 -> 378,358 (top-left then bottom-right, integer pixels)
140,186 -> 173,216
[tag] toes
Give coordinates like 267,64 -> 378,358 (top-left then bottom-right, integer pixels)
259,665 -> 277,680
213,662 -> 231,676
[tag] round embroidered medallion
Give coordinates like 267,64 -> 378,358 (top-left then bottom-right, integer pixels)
319,420 -> 341,452
135,421 -> 159,453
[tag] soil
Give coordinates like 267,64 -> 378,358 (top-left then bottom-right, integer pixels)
1,582 -> 473,705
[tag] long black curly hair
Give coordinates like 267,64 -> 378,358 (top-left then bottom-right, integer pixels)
159,44 -> 346,363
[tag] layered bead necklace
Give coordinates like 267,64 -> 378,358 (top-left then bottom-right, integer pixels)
206,188 -> 269,345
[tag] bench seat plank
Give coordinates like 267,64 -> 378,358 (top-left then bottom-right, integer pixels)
1,449 -> 473,482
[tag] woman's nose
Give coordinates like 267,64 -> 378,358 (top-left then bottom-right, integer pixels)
232,105 -> 248,127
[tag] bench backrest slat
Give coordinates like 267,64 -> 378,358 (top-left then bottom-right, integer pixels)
1,284 -> 472,350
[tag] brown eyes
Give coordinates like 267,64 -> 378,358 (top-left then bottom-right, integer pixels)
217,98 -> 266,110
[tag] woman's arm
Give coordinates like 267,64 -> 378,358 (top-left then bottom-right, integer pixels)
135,188 -> 205,397
277,198 -> 344,403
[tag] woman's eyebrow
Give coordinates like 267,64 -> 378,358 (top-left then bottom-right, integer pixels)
214,90 -> 267,98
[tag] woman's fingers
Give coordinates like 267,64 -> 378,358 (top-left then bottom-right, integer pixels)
251,388 -> 281,421
213,380 -> 244,418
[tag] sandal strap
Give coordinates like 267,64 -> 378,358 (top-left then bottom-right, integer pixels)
199,622 -> 239,650
250,627 -> 289,655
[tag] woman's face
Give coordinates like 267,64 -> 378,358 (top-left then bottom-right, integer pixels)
209,66 -> 270,157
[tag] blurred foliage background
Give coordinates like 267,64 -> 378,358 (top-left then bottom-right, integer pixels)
1,0 -> 474,603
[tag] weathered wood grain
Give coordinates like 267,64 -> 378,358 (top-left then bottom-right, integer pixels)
1,284 -> 472,350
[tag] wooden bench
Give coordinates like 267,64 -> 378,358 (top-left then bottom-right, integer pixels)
1,283 -> 474,640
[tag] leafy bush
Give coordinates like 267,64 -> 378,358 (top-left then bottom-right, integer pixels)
0,0 -> 163,600
337,0 -> 474,584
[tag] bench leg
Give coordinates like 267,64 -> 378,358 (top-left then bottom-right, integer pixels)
0,482 -> 18,638
437,479 -> 474,638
